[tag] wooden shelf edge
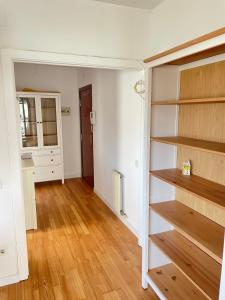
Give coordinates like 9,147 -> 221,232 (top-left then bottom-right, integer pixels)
149,231 -> 220,300
151,96 -> 225,105
151,136 -> 225,156
150,168 -> 225,211
150,201 -> 224,264
144,27 -> 225,63
148,264 -> 208,300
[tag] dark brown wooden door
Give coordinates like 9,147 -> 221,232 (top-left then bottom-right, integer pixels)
79,85 -> 94,188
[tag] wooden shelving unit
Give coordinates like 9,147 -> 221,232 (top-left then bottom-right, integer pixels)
148,264 -> 208,300
150,168 -> 225,210
142,48 -> 225,300
150,230 -> 221,299
151,96 -> 225,106
150,201 -> 224,263
151,136 -> 225,156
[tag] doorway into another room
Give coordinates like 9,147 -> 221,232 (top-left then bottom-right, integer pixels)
79,84 -> 94,188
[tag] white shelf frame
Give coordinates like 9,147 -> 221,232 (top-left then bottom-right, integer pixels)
142,49 -> 225,300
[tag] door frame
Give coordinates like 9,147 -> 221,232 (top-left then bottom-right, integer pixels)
0,48 -> 142,286
79,84 -> 94,187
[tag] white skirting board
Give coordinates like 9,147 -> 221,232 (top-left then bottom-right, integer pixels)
64,173 -> 82,179
94,188 -> 139,238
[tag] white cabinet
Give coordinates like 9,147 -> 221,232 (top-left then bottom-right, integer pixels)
17,92 -> 64,183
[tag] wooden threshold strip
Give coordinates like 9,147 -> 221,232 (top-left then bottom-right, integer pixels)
150,168 -> 225,211
151,136 -> 225,156
150,230 -> 221,300
148,264 -> 208,300
151,96 -> 225,105
150,201 -> 224,264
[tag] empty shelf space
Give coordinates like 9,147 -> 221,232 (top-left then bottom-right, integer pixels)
148,263 -> 208,300
150,230 -> 221,299
151,96 -> 225,106
151,136 -> 225,156
150,201 -> 224,263
150,168 -> 225,210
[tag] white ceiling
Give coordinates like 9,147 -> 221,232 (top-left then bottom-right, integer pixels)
92,0 -> 164,10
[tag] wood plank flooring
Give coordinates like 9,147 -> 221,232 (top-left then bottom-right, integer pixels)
0,179 -> 157,300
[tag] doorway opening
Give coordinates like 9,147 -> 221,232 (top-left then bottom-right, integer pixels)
1,50 -> 143,287
79,84 -> 94,188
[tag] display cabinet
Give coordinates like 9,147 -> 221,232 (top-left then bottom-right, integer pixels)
18,92 -> 64,183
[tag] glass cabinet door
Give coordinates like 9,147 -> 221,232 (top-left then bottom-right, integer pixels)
41,97 -> 58,146
19,97 -> 38,148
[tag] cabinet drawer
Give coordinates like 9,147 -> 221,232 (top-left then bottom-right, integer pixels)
33,155 -> 61,167
32,148 -> 61,156
34,165 -> 62,182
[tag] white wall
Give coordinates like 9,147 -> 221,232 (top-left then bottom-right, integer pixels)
78,68 -> 144,234
147,0 -> 225,57
14,63 -> 82,178
0,0 -> 150,60
0,59 -> 21,281
2,0 -> 225,59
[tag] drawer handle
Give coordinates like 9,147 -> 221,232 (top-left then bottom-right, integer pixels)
51,159 -> 54,162
51,171 -> 54,174
50,151 -> 54,154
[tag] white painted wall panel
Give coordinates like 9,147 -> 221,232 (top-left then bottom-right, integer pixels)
78,68 -> 143,234
0,0 -> 150,60
147,0 -> 225,57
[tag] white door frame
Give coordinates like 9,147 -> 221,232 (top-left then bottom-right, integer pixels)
0,48 -> 143,286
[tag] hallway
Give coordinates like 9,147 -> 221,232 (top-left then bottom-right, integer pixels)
0,179 -> 157,299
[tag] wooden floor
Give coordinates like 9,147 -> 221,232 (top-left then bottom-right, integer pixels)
0,179 -> 157,300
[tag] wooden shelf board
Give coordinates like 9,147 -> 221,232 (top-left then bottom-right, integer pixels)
148,263 -> 208,300
150,168 -> 225,211
151,136 -> 225,156
150,201 -> 224,264
151,97 -> 225,105
150,230 -> 221,299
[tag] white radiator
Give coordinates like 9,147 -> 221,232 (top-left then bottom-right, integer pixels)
112,170 -> 126,216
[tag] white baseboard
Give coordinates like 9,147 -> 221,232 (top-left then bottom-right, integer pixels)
64,173 -> 81,179
94,188 -> 139,239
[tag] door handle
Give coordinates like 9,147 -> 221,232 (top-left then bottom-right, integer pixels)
90,111 -> 96,125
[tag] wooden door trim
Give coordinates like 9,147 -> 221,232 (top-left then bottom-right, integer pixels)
144,27 -> 225,63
